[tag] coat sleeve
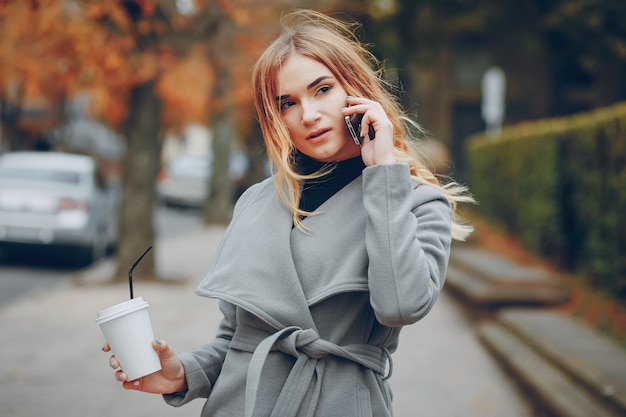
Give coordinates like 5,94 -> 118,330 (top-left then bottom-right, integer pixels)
163,300 -> 236,406
362,163 -> 452,327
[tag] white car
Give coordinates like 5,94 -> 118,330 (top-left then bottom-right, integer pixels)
157,150 -> 251,208
0,151 -> 120,263
157,154 -> 211,208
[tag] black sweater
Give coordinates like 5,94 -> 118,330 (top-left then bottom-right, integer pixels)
297,153 -> 366,214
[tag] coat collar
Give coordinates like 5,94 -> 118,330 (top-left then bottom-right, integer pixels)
195,178 -> 317,331
195,175 -> 367,332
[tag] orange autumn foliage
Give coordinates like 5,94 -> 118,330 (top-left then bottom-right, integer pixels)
0,0 -> 214,130
0,0 -> 340,139
157,46 -> 215,128
0,1 -> 147,126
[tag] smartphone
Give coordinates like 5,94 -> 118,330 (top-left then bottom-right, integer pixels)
345,113 -> 365,146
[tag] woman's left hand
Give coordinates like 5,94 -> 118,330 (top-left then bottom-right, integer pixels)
344,97 -> 396,166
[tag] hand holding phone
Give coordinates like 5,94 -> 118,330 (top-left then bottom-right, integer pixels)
345,114 -> 363,146
344,112 -> 375,146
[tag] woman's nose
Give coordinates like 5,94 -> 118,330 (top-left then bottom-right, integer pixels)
301,102 -> 321,125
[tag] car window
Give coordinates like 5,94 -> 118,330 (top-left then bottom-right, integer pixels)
0,168 -> 82,185
168,157 -> 211,177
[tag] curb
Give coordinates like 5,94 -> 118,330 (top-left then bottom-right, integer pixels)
446,245 -> 569,307
478,310 -> 626,417
446,245 -> 626,417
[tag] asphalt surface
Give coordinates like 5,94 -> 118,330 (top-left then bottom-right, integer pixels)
0,225 -> 537,417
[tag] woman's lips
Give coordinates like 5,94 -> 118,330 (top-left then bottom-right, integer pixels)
307,128 -> 331,141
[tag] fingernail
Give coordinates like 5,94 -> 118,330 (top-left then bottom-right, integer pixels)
102,345 -> 106,351
133,380 -> 140,387
340,107 -> 347,111
110,360 -> 115,368
347,95 -> 353,98
118,373 -> 125,381
155,338 -> 162,345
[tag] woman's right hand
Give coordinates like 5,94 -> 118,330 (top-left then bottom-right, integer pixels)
104,338 -> 188,394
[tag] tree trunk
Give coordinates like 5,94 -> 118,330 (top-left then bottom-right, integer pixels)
114,80 -> 162,282
204,16 -> 237,225
0,98 -> 24,151
205,112 -> 235,224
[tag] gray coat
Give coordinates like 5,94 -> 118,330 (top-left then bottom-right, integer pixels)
164,163 -> 452,417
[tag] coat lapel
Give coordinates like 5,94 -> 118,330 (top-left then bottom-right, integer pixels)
195,179 -> 317,331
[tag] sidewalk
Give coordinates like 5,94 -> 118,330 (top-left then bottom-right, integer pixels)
447,243 -> 626,417
1,226 -> 540,417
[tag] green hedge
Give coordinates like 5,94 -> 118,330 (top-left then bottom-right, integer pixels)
466,102 -> 626,297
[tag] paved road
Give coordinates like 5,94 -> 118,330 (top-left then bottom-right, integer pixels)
0,226 -> 537,417
0,253 -> 81,308
0,206 -> 203,308
390,292 -> 536,416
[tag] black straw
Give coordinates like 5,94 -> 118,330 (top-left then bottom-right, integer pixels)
128,246 -> 152,299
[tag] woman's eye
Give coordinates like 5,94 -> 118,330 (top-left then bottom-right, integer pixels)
280,100 -> 295,111
317,85 -> 331,95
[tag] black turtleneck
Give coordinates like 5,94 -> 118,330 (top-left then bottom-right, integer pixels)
296,153 -> 366,214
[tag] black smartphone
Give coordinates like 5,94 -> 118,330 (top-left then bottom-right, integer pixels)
345,113 -> 364,146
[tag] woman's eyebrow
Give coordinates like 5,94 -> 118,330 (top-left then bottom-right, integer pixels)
307,75 -> 332,90
275,75 -> 334,102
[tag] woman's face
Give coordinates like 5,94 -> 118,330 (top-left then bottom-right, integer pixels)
275,53 -> 361,162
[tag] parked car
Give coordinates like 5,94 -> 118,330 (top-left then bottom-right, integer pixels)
157,149 -> 250,208
0,151 -> 120,263
157,154 -> 212,208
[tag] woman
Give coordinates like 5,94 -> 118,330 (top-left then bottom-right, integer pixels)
105,9 -> 473,417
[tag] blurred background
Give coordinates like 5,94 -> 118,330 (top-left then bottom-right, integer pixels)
0,0 -> 625,376
1,2 -> 626,417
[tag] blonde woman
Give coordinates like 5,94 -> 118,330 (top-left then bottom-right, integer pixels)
105,9 -> 472,417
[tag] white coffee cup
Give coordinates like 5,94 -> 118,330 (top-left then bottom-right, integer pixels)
96,296 -> 162,380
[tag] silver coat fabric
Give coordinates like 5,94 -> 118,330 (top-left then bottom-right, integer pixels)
164,163 -> 452,417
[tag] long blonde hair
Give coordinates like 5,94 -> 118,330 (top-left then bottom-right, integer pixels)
252,9 -> 473,240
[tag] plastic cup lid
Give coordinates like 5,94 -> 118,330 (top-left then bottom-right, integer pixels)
96,296 -> 149,325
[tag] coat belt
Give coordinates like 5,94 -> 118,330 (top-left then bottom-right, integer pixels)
229,325 -> 392,417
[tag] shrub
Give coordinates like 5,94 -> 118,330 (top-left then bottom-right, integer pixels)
467,102 -> 626,297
